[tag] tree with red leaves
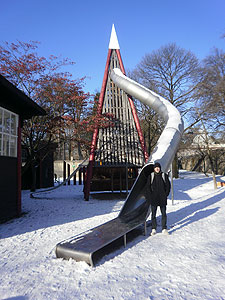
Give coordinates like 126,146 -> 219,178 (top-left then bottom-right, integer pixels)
0,41 -> 110,190
59,90 -> 115,161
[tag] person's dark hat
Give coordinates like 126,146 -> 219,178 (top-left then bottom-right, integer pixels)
154,162 -> 161,169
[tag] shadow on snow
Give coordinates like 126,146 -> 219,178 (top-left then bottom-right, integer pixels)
169,190 -> 225,233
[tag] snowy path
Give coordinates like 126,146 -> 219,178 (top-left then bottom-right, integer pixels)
0,171 -> 225,300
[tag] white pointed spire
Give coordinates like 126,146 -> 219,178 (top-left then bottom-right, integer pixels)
108,24 -> 120,49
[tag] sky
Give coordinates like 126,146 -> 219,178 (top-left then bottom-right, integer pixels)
0,0 -> 225,94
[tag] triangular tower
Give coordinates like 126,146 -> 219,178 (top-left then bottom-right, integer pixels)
84,25 -> 148,200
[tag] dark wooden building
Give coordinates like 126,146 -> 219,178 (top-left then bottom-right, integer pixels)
0,74 -> 46,221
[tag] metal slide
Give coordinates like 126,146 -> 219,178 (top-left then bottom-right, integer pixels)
55,69 -> 184,266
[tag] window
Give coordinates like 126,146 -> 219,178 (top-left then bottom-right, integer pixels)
0,107 -> 18,157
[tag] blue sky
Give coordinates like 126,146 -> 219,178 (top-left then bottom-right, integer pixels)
0,0 -> 224,94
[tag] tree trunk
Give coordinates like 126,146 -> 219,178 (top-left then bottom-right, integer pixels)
77,141 -> 83,160
208,156 -> 217,190
212,171 -> 217,190
148,123 -> 151,154
198,112 -> 217,190
30,160 -> 37,192
172,153 -> 179,178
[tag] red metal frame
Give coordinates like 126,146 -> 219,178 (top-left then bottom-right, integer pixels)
84,48 -> 148,200
84,49 -> 112,200
116,49 -> 148,162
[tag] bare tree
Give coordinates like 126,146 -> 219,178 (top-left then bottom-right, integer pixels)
130,43 -> 200,176
197,111 -> 221,189
190,47 -> 225,186
196,48 -> 225,130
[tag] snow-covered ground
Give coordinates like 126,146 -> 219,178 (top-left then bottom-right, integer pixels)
1,170 -> 225,300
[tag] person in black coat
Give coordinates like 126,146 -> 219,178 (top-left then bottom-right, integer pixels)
149,162 -> 171,235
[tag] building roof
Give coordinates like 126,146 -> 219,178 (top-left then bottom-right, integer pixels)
0,74 -> 46,119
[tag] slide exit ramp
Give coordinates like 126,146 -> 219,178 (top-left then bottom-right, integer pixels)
55,69 -> 184,266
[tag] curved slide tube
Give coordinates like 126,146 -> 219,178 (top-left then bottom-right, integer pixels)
55,69 -> 184,266
110,68 -> 184,218
110,68 -> 184,173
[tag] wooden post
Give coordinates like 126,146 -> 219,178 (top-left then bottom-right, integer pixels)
171,163 -> 174,205
63,161 -> 66,185
73,172 -> 76,185
82,167 -> 86,185
67,164 -> 70,185
79,168 -> 82,185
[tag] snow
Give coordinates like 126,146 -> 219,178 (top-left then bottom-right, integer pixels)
1,170 -> 225,300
